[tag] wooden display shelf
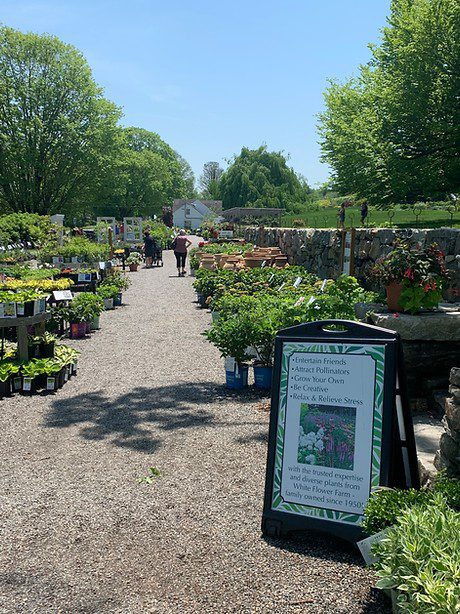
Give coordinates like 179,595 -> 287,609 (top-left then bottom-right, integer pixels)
0,312 -> 51,362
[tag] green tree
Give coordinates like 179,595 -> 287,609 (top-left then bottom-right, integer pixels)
199,161 -> 224,199
0,26 -> 121,215
123,127 -> 194,198
219,146 -> 305,210
318,0 -> 460,205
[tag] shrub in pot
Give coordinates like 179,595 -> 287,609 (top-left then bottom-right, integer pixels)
72,292 -> 104,330
97,285 -> 118,310
204,314 -> 253,389
368,241 -> 449,313
28,332 -> 57,358
126,252 -> 143,272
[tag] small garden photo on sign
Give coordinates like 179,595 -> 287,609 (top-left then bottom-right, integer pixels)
297,403 -> 357,471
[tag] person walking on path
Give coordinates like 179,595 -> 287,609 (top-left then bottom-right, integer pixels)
143,230 -> 157,268
360,201 -> 369,225
172,229 -> 192,276
338,202 -> 346,229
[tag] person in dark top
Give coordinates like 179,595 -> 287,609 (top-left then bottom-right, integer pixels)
143,230 -> 156,268
360,201 -> 369,225
172,229 -> 192,277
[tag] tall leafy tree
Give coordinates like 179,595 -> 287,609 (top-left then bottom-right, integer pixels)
319,0 -> 460,205
0,26 -> 121,215
123,127 -> 194,198
219,146 -> 304,210
199,161 -> 224,198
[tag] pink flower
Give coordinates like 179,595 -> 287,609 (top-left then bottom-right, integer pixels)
393,313 -> 399,318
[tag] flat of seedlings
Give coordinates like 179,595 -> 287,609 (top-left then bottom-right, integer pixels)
0,245 -> 390,613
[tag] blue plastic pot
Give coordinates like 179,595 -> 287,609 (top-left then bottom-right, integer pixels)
113,292 -> 122,307
225,365 -> 249,390
253,365 -> 273,390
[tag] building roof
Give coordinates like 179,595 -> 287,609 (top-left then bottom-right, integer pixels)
172,199 -> 223,214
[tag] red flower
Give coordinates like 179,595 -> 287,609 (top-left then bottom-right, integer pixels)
404,267 -> 414,280
393,313 -> 399,318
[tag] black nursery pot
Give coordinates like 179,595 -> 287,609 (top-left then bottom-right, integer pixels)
58,368 -> 66,388
17,300 -> 35,317
40,341 -> 55,358
0,378 -> 11,398
21,377 -> 37,394
35,373 -> 47,390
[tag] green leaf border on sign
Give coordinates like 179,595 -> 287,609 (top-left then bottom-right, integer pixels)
271,342 -> 385,526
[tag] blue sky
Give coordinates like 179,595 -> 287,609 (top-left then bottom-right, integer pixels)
1,0 -> 390,187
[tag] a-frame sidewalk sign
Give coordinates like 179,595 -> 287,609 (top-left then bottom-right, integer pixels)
262,319 -> 419,544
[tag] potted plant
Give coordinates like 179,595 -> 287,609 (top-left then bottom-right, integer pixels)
249,305 -> 282,389
21,359 -> 48,393
63,302 -> 88,339
100,271 -> 130,306
204,315 -> 253,389
97,285 -> 118,310
126,252 -> 143,272
72,292 -> 104,331
43,357 -> 62,391
0,360 -> 20,397
369,241 -> 449,313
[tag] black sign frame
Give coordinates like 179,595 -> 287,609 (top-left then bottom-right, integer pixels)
262,319 -> 419,544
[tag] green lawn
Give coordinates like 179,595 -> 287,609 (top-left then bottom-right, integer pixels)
281,206 -> 460,229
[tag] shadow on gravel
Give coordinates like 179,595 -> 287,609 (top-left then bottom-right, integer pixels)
263,533 -> 391,613
45,382 -> 268,453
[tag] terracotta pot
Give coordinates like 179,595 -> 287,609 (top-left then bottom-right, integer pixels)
200,260 -> 215,270
129,263 -> 138,272
244,257 -> 266,269
273,256 -> 288,268
386,282 -> 403,312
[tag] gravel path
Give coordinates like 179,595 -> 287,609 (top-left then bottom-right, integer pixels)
0,246 -> 391,614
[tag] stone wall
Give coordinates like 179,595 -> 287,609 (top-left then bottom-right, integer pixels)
435,368 -> 460,477
243,226 -> 460,289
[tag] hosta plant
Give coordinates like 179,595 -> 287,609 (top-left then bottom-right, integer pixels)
374,493 -> 460,613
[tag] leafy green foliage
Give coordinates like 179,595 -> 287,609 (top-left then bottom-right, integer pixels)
318,0 -> 460,205
374,494 -> 460,613
219,146 -> 310,211
39,237 -> 109,263
0,213 -> 52,246
362,474 -> 460,535
0,26 -> 121,216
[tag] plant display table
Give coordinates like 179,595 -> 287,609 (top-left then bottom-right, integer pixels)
0,312 -> 51,361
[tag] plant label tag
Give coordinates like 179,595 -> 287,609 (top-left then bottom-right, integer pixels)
225,357 -> 236,372
13,377 -> 22,391
269,274 -> 275,283
64,368 -> 69,382
306,296 -> 316,307
23,377 -> 32,391
78,273 -> 92,282
278,282 -> 286,292
52,256 -> 63,264
320,279 -> 328,293
293,276 -> 302,288
99,261 -> 106,270
261,260 -> 267,268
53,290 -> 73,301
73,362 -> 78,375
294,296 -> 306,307
357,528 -> 389,566
71,257 -> 81,263
16,303 -> 25,316
39,298 -> 47,312
47,377 -> 56,391
33,300 -> 40,315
